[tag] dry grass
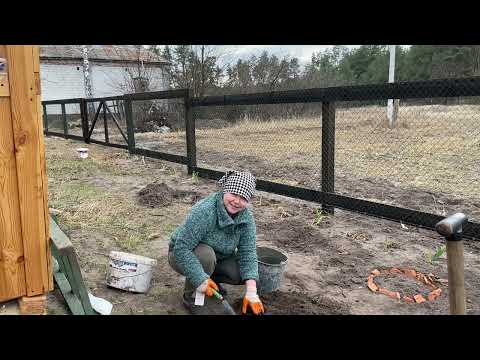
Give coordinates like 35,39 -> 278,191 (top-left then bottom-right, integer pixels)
45,138 -> 170,252
48,180 -> 152,251
335,104 -> 480,197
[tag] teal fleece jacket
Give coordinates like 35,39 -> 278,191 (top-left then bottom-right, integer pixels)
169,191 -> 258,288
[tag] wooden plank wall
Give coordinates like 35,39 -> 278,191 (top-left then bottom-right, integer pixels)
0,45 -> 27,302
0,45 -> 52,302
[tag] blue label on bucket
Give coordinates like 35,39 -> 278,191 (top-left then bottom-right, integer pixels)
110,259 -> 138,272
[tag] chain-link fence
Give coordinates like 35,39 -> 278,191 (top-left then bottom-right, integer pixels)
192,96 -> 480,223
42,78 -> 480,238
43,99 -> 84,140
193,103 -> 323,188
131,97 -> 186,156
44,103 -> 63,134
65,102 -> 83,138
335,98 -> 480,222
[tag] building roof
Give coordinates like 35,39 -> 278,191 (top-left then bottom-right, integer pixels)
40,45 -> 168,65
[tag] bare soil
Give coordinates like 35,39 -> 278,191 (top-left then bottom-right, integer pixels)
232,291 -> 350,315
374,274 -> 433,299
44,136 -> 480,315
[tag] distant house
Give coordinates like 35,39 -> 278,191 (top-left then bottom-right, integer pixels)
40,45 -> 170,101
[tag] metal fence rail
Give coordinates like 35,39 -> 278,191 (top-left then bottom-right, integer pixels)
42,77 -> 480,240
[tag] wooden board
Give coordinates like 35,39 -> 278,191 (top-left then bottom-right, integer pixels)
52,258 -> 85,315
0,45 -> 27,302
17,294 -> 47,315
50,216 -> 73,255
6,45 -> 50,296
32,46 -> 53,292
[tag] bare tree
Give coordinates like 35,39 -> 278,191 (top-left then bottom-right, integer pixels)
91,45 -> 173,132
160,45 -> 226,97
105,45 -> 165,94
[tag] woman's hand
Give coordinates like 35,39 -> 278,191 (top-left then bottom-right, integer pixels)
242,280 -> 265,315
196,278 -> 219,297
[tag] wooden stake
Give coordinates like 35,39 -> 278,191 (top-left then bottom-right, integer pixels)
446,239 -> 466,315
436,213 -> 468,315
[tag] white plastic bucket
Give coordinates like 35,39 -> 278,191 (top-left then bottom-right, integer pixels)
106,251 -> 157,293
76,148 -> 89,159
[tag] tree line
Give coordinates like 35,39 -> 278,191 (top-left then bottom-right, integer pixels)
144,45 -> 480,125
151,45 -> 480,97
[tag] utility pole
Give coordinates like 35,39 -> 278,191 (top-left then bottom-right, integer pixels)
387,45 -> 398,128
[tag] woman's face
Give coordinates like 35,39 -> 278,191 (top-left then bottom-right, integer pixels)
223,192 -> 249,215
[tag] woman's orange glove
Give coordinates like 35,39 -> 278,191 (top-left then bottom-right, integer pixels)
196,278 -> 219,297
242,280 -> 265,315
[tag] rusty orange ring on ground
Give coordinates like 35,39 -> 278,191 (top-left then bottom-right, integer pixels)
367,268 -> 443,304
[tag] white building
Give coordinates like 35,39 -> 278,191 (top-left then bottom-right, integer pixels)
40,45 -> 170,101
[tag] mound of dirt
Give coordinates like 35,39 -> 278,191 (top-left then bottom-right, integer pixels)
137,183 -> 200,207
233,290 -> 350,315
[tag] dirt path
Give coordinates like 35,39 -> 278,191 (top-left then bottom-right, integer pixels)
45,136 -> 480,315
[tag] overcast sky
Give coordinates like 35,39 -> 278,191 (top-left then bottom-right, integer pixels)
156,45 -> 411,70
157,45 -> 361,68
217,45 -> 359,65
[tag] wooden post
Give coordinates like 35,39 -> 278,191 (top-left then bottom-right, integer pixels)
321,101 -> 335,214
1,45 -> 53,299
446,239 -> 466,315
185,89 -> 196,175
436,213 -> 468,315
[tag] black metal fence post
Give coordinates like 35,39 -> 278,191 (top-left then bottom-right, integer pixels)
124,97 -> 135,154
102,101 -> 109,144
80,99 -> 89,144
42,103 -> 48,134
322,101 -> 335,214
61,103 -> 68,139
185,89 -> 197,175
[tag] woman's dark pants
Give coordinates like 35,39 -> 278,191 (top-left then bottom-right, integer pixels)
168,244 -> 242,298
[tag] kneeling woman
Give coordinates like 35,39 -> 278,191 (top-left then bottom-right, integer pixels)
168,170 -> 264,315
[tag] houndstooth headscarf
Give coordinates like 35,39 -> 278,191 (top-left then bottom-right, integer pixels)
218,170 -> 256,201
